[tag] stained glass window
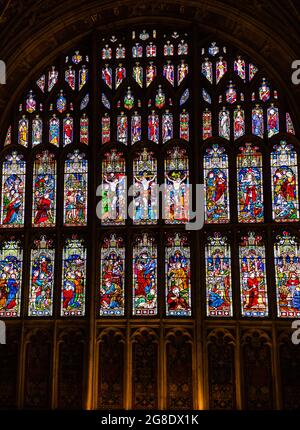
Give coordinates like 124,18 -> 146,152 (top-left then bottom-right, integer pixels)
203,109 -> 212,140
205,233 -> 232,317
219,108 -> 230,140
64,150 -> 88,226
0,239 -> 23,318
32,115 -> 43,146
32,151 -> 56,227
274,231 -> 300,318
100,235 -> 125,316
63,114 -> 74,146
237,143 -> 264,223
204,145 -> 230,223
164,146 -> 189,224
101,150 -> 126,225
239,232 -> 268,317
252,105 -> 264,138
61,237 -> 86,317
133,149 -> 157,224
271,141 -> 299,222
234,106 -> 245,140
165,233 -> 191,316
267,104 -> 279,137
1,152 -> 26,227
28,236 -> 55,317
18,116 -> 28,147
133,234 -> 157,316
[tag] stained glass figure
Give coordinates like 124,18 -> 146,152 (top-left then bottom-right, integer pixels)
133,149 -> 158,224
234,106 -> 245,140
101,150 -> 126,225
274,231 -> 300,318
1,152 -> 26,227
32,151 -> 56,227
165,233 -> 191,316
29,236 -> 54,317
26,91 -> 36,113
286,112 -> 295,135
102,45 -> 112,60
165,147 -> 189,224
79,65 -> 88,91
63,114 -> 74,146
117,113 -> 128,145
252,105 -> 264,138
48,66 -> 58,92
163,61 -> 174,86
61,238 -> 86,317
202,58 -> 213,83
162,111 -> 173,143
259,78 -> 270,102
177,60 -> 188,86
124,87 -> 134,110
49,115 -> 59,146
164,41 -> 174,56
205,233 -> 232,317
178,39 -> 188,55
80,114 -> 89,145
116,44 -> 126,59
65,66 -> 75,90
271,141 -> 299,222
179,110 -> 189,141
0,240 -> 22,317
155,85 -> 165,109
32,115 -> 43,146
237,143 -> 264,223
101,114 -> 110,144
100,235 -> 125,316
36,74 -> 45,93
219,108 -> 230,140
133,234 -> 157,315
148,111 -> 159,143
132,62 -> 143,87
234,56 -> 246,81
267,104 -> 279,137
64,150 -> 88,226
146,62 -> 156,87
226,82 -> 237,104
115,64 -> 126,89
180,88 -> 189,106
239,232 -> 268,317
18,116 -> 28,147
56,90 -> 67,113
204,145 -> 230,223
203,109 -> 212,140
216,57 -> 227,84
102,64 -> 112,89
131,113 -> 142,144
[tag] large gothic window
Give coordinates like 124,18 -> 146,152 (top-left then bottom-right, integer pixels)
0,30 -> 299,324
